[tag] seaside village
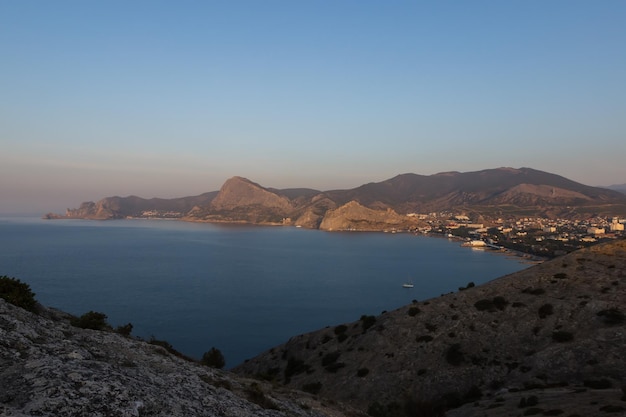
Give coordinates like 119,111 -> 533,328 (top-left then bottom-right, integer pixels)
411,213 -> 626,258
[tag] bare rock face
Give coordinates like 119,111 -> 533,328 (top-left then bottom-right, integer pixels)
0,300 -> 364,417
211,177 -> 293,212
187,177 -> 294,224
65,201 -> 119,219
319,201 -> 417,231
235,239 -> 626,415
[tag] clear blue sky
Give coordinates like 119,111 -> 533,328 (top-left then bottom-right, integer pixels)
1,1 -> 625,214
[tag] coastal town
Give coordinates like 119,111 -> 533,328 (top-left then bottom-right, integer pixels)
417,213 -> 626,259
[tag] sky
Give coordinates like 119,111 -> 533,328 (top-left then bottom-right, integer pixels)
1,1 -> 625,214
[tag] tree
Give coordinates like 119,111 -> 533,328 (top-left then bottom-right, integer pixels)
0,275 -> 37,312
201,347 -> 225,369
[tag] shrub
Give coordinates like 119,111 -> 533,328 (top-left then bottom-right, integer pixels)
538,303 -> 554,319
302,382 -> 322,394
357,368 -> 369,377
597,308 -> 625,325
116,323 -> 133,337
284,357 -> 310,379
360,315 -> 376,332
321,351 -> 341,367
416,335 -> 433,343
553,272 -> 568,279
201,347 -> 225,369
71,311 -> 109,330
407,306 -> 421,316
445,343 -> 464,366
474,299 -> 495,311
334,324 -> 348,335
493,296 -> 509,310
551,331 -> 574,343
522,287 -> 545,295
583,379 -> 613,389
0,276 -> 37,312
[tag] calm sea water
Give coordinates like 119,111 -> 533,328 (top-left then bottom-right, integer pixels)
0,217 -> 528,367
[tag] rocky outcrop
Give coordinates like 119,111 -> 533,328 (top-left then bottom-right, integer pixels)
235,239 -> 626,415
0,299 -> 364,417
184,177 -> 296,225
318,201 -> 419,231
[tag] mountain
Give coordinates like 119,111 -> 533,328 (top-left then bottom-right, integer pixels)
46,192 -> 218,220
605,183 -> 626,194
49,168 -> 626,226
235,238 -> 626,416
185,177 -> 294,224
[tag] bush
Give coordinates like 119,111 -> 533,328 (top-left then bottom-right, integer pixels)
445,343 -> 464,366
474,299 -> 495,311
360,315 -> 376,332
551,331 -> 574,343
201,347 -> 225,369
597,308 -> 625,325
284,357 -> 310,379
0,276 -> 37,312
407,306 -> 421,316
71,311 -> 109,330
416,335 -> 433,343
357,368 -> 369,377
334,324 -> 348,335
116,323 -> 133,336
538,303 -> 554,319
302,382 -> 322,395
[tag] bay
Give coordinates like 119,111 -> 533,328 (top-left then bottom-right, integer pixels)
0,217 -> 528,368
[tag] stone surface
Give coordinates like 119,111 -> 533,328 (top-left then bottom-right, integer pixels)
0,300 -> 364,417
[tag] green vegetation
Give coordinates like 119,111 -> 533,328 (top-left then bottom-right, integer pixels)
201,347 -> 225,369
360,315 -> 377,332
0,275 -> 37,312
71,311 -> 110,330
357,368 -> 370,377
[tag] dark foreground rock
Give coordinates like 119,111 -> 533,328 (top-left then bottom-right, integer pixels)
0,300 -> 364,417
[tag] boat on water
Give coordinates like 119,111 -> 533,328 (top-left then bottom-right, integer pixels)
402,282 -> 414,288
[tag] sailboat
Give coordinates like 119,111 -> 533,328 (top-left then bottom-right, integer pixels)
402,280 -> 414,288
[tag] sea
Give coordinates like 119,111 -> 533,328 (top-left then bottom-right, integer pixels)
0,216 -> 529,368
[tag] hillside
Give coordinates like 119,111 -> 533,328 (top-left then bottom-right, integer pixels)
234,239 -> 626,416
48,168 -> 626,226
0,298 -> 365,417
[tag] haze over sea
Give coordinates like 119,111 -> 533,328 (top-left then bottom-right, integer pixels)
0,217 -> 528,367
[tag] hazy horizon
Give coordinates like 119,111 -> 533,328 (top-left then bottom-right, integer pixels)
2,2 -> 625,214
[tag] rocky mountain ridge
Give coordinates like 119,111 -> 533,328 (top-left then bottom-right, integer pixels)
47,168 -> 626,228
